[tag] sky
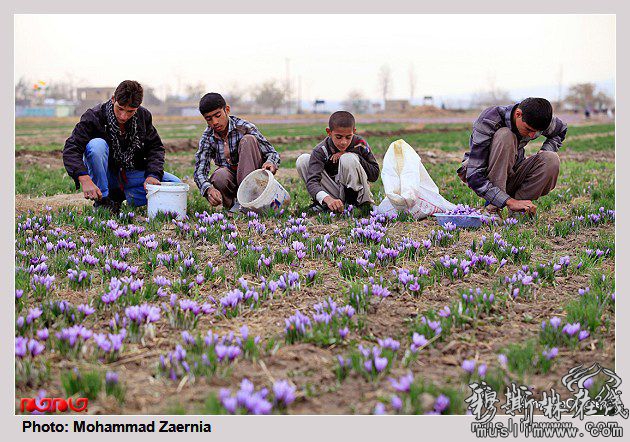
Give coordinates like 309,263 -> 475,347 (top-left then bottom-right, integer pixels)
14,14 -> 615,102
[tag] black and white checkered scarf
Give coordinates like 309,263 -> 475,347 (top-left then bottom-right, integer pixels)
105,100 -> 142,170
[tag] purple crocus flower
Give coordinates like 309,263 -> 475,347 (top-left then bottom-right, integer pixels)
215,344 -> 228,361
411,333 -> 429,352
462,359 -> 476,374
27,339 -> 45,357
562,322 -> 581,337
26,307 -> 43,324
222,396 -> 238,414
77,304 -> 95,316
549,316 -> 562,329
391,395 -> 403,411
377,338 -> 400,351
477,364 -> 487,378
106,371 -> 119,384
438,306 -> 451,318
15,337 -> 27,358
542,347 -> 559,360
273,380 -> 296,406
338,327 -> 349,339
374,357 -> 388,372
36,328 -> 49,341
498,354 -> 508,369
181,331 -> 195,345
434,394 -> 450,413
578,330 -> 590,341
388,372 -> 414,392
374,403 -> 386,415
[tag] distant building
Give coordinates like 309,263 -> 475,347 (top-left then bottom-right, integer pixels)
76,86 -> 114,113
384,99 -> 411,113
165,101 -> 199,116
16,100 -> 76,118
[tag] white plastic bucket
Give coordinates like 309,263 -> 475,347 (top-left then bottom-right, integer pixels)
237,169 -> 290,213
146,182 -> 190,220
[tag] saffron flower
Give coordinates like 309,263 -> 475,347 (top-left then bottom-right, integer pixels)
542,347 -> 559,360
462,359 -> 476,374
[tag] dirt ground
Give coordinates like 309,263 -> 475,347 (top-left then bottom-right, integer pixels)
14,204 -> 615,415
14,120 -> 616,415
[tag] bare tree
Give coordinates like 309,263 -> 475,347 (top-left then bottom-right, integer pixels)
254,80 -> 285,114
46,80 -> 75,101
408,63 -> 417,102
15,76 -> 32,104
224,83 -> 245,108
183,82 -> 206,101
471,75 -> 511,108
470,87 -> 512,108
564,83 -> 613,111
378,64 -> 393,104
342,89 -> 370,114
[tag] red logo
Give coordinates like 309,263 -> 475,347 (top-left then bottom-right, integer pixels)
19,397 -> 88,413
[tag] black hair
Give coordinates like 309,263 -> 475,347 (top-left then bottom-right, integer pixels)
328,110 -> 355,131
517,98 -> 553,131
199,93 -> 227,115
114,80 -> 143,108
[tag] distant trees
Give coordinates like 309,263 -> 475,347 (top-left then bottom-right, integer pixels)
470,87 -> 512,108
223,83 -> 245,108
183,82 -> 206,101
378,64 -> 393,103
253,80 -> 285,114
408,63 -> 417,102
564,83 -> 613,111
342,89 -> 370,114
470,74 -> 512,108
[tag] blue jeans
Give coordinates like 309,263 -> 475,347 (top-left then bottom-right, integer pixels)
84,138 -> 181,207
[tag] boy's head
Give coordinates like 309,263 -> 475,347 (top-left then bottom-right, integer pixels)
111,80 -> 143,124
514,98 -> 553,138
326,111 -> 356,152
199,93 -> 231,133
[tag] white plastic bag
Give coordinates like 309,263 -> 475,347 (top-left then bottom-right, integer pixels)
376,139 -> 455,219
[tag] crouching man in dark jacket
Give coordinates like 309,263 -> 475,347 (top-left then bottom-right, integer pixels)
296,111 -> 380,213
458,97 -> 567,216
63,80 -> 181,214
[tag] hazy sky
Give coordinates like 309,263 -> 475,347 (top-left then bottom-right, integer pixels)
14,14 -> 615,101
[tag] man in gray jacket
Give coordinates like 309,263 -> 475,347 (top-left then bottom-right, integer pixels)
296,111 -> 380,213
458,98 -> 567,215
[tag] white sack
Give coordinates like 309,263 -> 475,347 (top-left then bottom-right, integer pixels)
376,139 -> 456,219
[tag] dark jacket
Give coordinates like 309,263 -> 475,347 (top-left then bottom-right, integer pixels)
305,135 -> 380,200
63,102 -> 165,188
459,103 -> 568,208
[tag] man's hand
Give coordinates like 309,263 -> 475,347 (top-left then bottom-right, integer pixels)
323,195 -> 344,213
206,188 -> 223,207
262,162 -> 278,174
506,198 -> 537,215
330,152 -> 346,163
144,176 -> 160,191
79,175 -> 102,201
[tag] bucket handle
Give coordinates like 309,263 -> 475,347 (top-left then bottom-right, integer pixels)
147,186 -> 161,197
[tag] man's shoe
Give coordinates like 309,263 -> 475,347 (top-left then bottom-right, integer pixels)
229,200 -> 242,213
94,196 -> 121,216
343,187 -> 359,206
